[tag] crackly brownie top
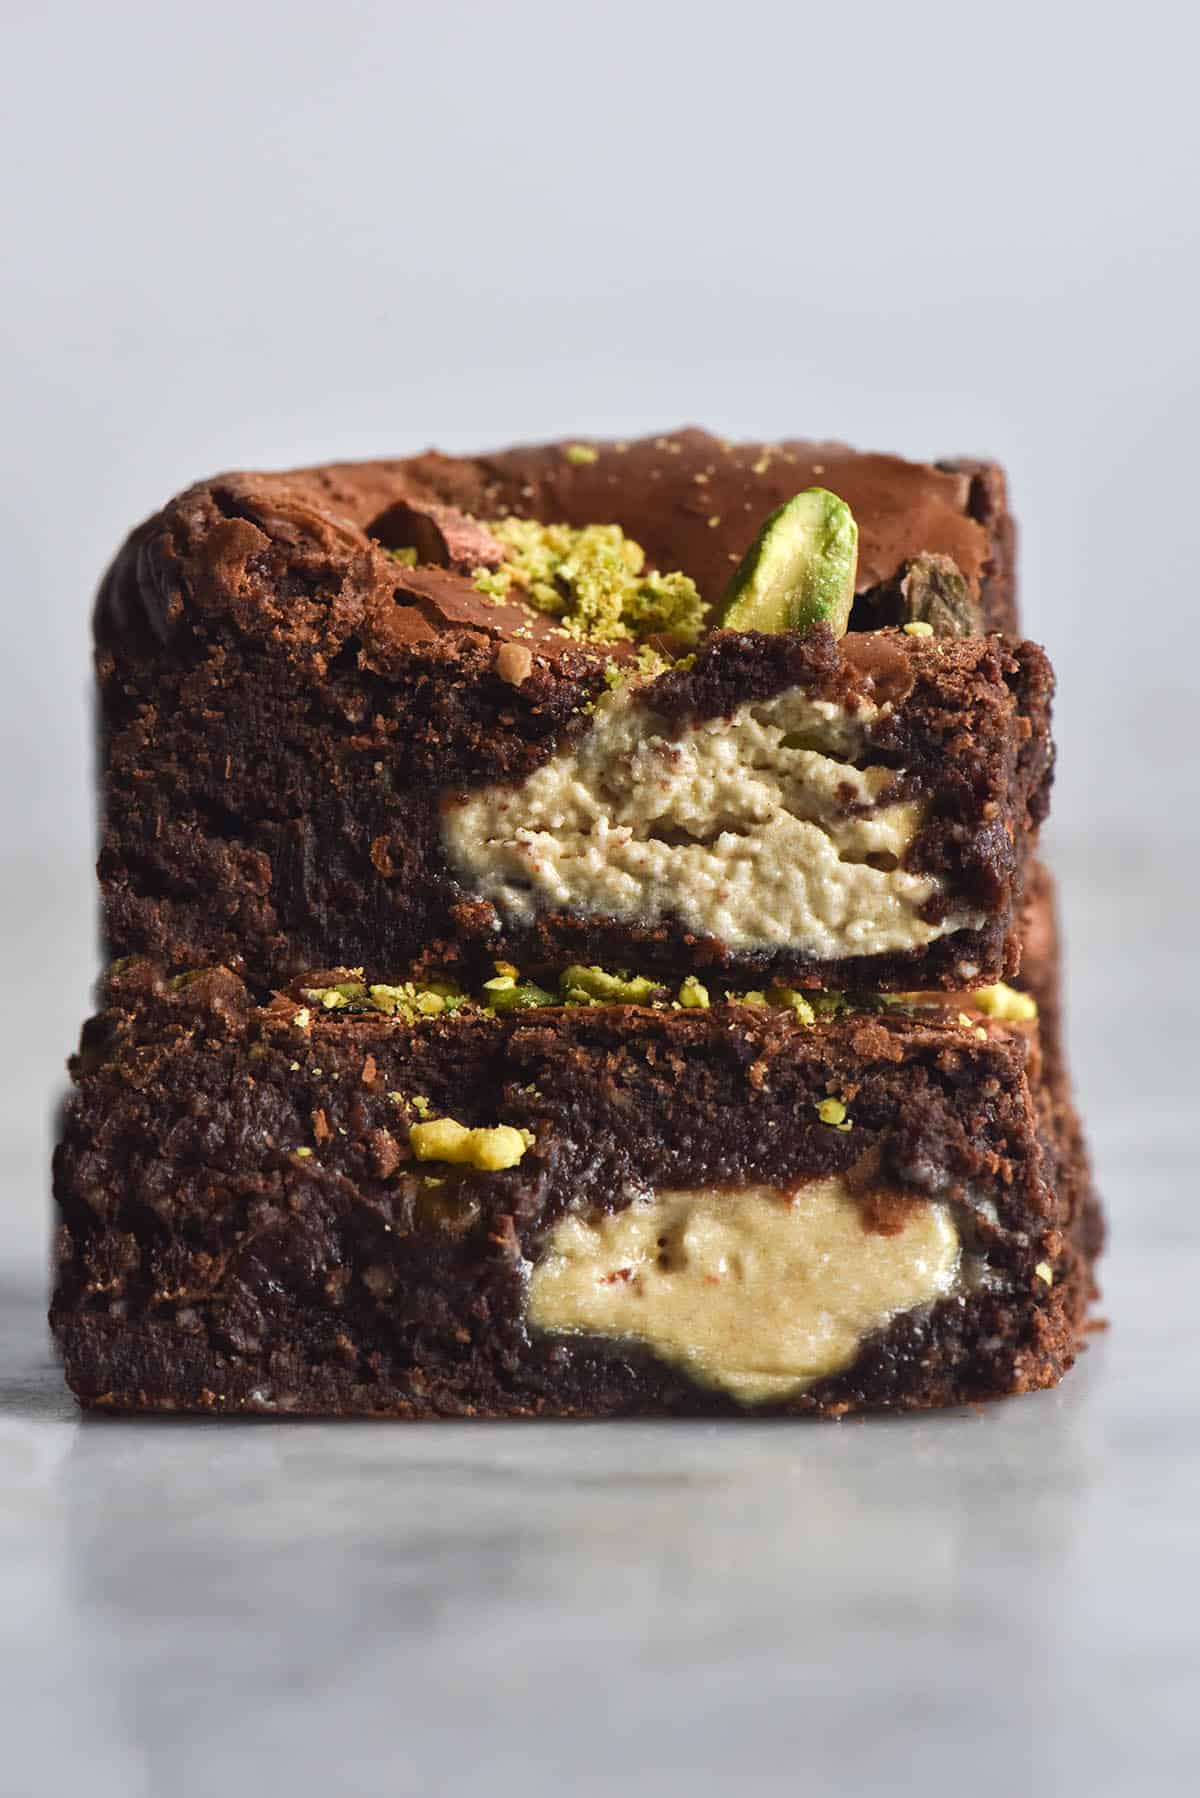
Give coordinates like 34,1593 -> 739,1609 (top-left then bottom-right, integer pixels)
304,427 -> 1004,610
94,427 -> 1011,665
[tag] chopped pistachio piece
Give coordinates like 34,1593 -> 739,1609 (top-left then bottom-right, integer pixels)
897,553 -> 981,637
816,1097 -> 850,1128
973,983 -> 1038,1022
902,619 -> 934,638
563,442 -> 599,465
768,987 -> 816,1025
718,489 -> 858,638
559,964 -> 663,1006
678,975 -> 710,1009
486,977 -> 557,1013
601,641 -> 677,693
409,1118 -> 533,1171
302,981 -> 367,1011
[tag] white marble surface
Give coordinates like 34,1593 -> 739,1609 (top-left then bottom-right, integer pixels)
2,839 -> 1198,1796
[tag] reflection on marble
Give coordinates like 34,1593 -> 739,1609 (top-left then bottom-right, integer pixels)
1,1244 -> 1194,1798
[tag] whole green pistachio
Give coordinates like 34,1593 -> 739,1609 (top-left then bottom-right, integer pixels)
718,489 -> 858,637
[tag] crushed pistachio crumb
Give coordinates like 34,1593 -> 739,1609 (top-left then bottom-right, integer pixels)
292,1146 -> 314,1159
634,642 -> 675,676
411,1094 -> 431,1119
302,982 -> 361,1012
973,982 -> 1038,1022
367,983 -> 408,1013
280,971 -> 939,1036
473,518 -> 704,645
563,443 -> 599,466
601,643 -> 677,693
301,979 -> 468,1022
560,964 -> 662,1006
385,546 -> 419,567
409,1118 -> 534,1171
903,619 -> 935,638
769,987 -> 816,1025
816,1097 -> 853,1131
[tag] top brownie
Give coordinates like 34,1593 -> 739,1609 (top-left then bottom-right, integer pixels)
95,428 -> 1048,992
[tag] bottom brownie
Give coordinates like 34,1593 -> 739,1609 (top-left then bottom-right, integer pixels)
51,943 -> 1099,1417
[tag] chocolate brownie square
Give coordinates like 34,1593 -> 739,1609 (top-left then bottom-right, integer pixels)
95,432 -> 1049,993
51,952 -> 1095,1417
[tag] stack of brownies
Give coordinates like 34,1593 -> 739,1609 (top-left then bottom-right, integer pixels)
51,428 -> 1101,1415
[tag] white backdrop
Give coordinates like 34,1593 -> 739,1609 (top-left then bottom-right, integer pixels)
4,0 -> 1198,1253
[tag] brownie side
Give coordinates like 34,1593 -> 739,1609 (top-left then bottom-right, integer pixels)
96,476 -> 1053,992
1014,861 -> 1104,1268
51,964 -> 1092,1418
936,457 -> 1018,636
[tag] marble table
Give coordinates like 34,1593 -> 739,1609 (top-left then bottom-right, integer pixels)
3,843 -> 1196,1796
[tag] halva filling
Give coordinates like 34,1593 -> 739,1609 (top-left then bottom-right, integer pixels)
443,684 -> 984,958
526,1178 -> 962,1404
